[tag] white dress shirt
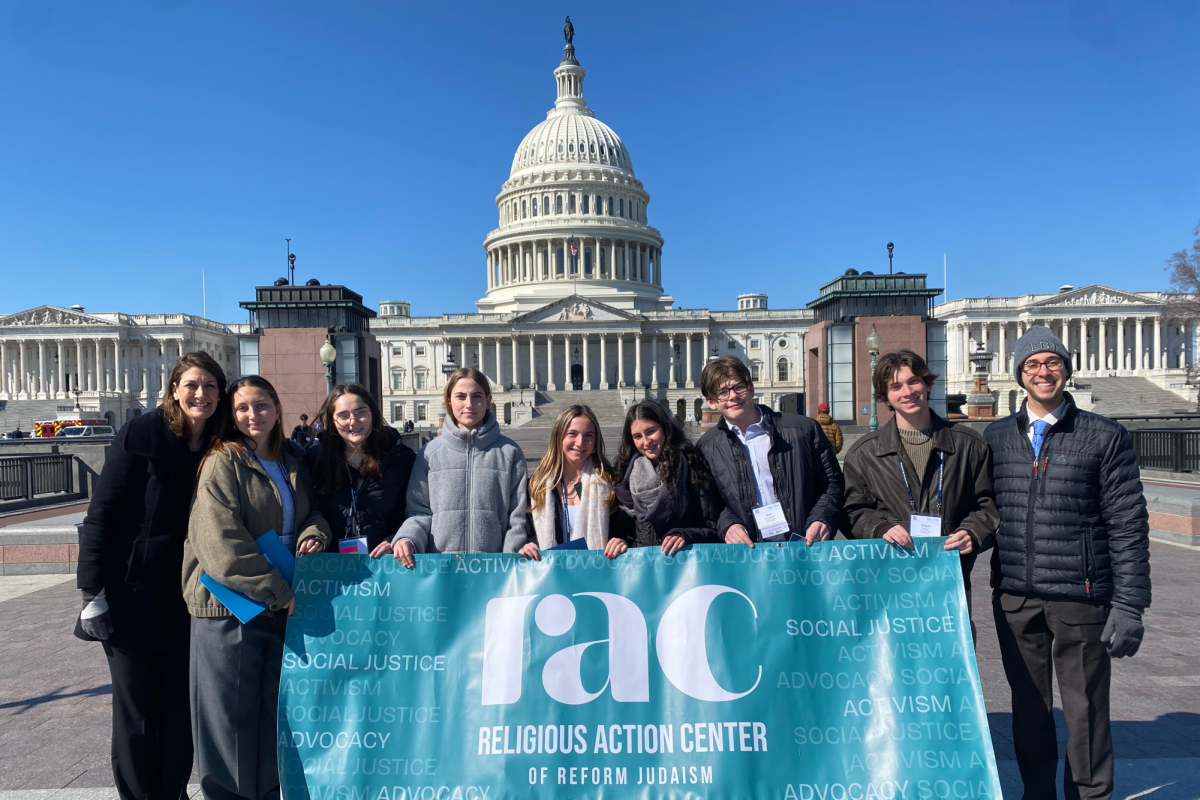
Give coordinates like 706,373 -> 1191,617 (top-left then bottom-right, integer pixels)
1026,399 -> 1066,446
730,406 -> 779,507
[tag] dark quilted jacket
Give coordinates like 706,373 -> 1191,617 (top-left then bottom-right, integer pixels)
984,393 -> 1151,610
697,406 -> 844,540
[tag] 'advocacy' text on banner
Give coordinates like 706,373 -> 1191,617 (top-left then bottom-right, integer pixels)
278,541 -> 1002,800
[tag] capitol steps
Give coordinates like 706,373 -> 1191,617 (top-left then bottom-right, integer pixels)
1085,377 -> 1196,417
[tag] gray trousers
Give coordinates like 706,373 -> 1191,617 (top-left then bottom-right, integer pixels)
190,613 -> 288,800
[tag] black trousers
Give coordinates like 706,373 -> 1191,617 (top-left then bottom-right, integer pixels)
993,593 -> 1113,800
103,643 -> 194,800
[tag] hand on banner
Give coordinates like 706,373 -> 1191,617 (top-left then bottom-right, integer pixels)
883,524 -> 913,549
604,539 -> 628,559
724,524 -> 755,548
943,530 -> 975,554
392,539 -> 416,569
297,538 -> 324,556
805,521 -> 832,546
369,540 -> 393,558
285,598 -> 295,617
661,534 -> 686,556
518,542 -> 541,560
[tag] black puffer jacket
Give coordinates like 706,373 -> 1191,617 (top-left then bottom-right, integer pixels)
76,408 -> 202,650
984,394 -> 1150,610
305,428 -> 416,551
697,406 -> 844,541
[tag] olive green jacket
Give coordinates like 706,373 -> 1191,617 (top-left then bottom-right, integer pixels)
182,442 -> 331,617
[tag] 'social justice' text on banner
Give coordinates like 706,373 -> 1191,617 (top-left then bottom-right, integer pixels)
278,541 -> 1002,800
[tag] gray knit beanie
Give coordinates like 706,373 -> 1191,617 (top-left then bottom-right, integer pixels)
1013,324 -> 1072,388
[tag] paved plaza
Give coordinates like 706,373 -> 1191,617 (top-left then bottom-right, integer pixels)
0,541 -> 1195,800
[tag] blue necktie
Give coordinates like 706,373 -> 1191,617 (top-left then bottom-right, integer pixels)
1031,420 -> 1050,459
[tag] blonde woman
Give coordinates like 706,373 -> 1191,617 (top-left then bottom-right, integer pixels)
526,405 -> 623,558
392,367 -> 530,565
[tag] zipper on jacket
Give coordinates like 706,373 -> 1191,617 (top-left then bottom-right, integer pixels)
465,438 -> 473,552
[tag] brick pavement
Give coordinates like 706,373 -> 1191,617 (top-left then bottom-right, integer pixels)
0,543 -> 1196,799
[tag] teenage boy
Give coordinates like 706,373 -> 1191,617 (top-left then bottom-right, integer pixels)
985,325 -> 1149,800
841,349 -> 997,609
697,357 -> 843,546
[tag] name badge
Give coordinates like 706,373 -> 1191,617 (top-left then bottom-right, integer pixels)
910,513 -> 943,538
752,502 -> 791,541
338,536 -> 369,554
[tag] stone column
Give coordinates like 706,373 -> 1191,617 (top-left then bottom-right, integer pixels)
54,340 -> 63,399
611,241 -> 617,280
1098,317 -> 1107,371
1135,318 -> 1144,371
562,334 -> 570,390
618,334 -> 625,387
668,334 -> 678,388
634,333 -> 643,387
1154,316 -> 1163,370
651,335 -> 660,389
0,340 -> 7,397
582,334 -> 590,389
600,334 -> 609,390
998,324 -> 1007,375
1116,318 -> 1126,371
510,336 -> 518,390
765,334 -> 774,387
624,241 -> 630,281
18,340 -> 27,397
703,332 -> 710,367
528,336 -> 536,388
36,339 -> 46,398
545,334 -> 554,390
494,338 -> 503,387
686,333 -> 695,388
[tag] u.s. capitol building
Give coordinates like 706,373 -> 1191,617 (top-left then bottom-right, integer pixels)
0,26 -> 1194,431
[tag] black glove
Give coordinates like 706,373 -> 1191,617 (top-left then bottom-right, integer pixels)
1101,603 -> 1143,658
80,588 -> 114,641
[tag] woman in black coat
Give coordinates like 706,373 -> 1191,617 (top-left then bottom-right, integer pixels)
609,400 -> 721,555
75,351 -> 227,800
305,383 -> 416,555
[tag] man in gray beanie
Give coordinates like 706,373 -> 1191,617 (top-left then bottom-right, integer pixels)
984,324 -> 1150,800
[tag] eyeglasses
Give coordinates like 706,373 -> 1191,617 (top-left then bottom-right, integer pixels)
1021,357 -> 1065,376
715,382 -> 750,401
334,409 -> 372,424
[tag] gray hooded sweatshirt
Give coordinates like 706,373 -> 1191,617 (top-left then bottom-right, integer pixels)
394,413 -> 529,554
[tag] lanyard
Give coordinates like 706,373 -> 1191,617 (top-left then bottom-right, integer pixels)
343,464 -> 361,538
559,481 -> 574,542
249,449 -> 296,521
897,450 -> 943,514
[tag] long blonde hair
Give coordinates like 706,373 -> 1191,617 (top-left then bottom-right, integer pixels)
529,405 -> 612,511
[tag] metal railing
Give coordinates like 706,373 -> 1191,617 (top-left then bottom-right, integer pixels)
0,454 -> 74,501
1130,430 -> 1200,473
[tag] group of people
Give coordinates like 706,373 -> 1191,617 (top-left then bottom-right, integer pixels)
75,324 -> 1150,800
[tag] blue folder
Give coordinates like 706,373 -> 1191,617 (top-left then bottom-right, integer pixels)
199,530 -> 296,624
547,538 -> 589,551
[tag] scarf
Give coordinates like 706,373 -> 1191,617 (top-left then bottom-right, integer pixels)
618,454 -> 689,530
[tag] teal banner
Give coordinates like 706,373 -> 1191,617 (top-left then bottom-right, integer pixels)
279,542 -> 1002,800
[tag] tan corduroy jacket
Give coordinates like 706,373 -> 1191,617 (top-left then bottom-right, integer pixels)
182,442 -> 331,617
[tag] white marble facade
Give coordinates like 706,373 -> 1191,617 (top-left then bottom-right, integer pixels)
936,285 -> 1198,412
0,304 -> 244,425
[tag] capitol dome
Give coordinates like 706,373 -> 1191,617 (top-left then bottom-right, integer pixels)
477,26 -> 671,314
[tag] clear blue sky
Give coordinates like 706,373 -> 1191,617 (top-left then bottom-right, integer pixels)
2,1 -> 1197,322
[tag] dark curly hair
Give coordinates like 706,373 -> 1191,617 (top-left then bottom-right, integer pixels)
611,400 -> 712,501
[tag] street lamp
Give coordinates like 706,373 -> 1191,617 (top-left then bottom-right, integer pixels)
865,325 -> 882,432
319,336 -> 337,394
442,352 -> 458,380
887,242 -> 894,275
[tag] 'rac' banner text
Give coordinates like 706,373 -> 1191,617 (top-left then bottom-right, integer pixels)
278,541 -> 1002,800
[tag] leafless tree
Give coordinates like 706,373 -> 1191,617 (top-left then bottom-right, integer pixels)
1164,219 -> 1200,323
